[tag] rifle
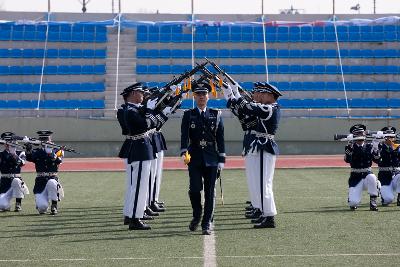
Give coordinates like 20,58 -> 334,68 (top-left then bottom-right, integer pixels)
0,139 -> 25,150
20,137 -> 80,154
204,58 -> 253,101
151,61 -> 209,108
333,131 -> 396,142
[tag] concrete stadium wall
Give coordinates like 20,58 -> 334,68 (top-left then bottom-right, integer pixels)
1,116 -> 398,157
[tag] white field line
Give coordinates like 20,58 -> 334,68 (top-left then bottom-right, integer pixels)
203,230 -> 217,267
1,253 -> 400,262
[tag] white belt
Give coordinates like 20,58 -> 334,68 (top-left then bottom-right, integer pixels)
37,172 -> 58,177
250,130 -> 275,139
351,168 -> 372,173
378,167 -> 394,172
126,128 -> 156,141
1,174 -> 21,178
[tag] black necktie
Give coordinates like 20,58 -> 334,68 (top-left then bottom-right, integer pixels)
200,111 -> 205,121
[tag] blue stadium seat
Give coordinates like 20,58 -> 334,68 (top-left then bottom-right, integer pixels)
147,49 -> 159,58
159,49 -> 171,58
253,49 -> 265,58
312,49 -> 324,58
254,65 -> 265,74
230,34 -> 241,42
171,26 -> 182,33
219,33 -> 230,42
171,49 -> 184,58
325,49 -> 337,58
194,49 -> 206,58
300,33 -> 313,42
219,49 -> 230,58
326,82 -> 339,90
206,49 -> 218,58
147,65 -> 159,74
44,66 -> 57,75
207,34 -> 219,42
241,33 -> 253,42
313,65 -> 325,74
388,99 -> 400,108
0,49 -> 9,57
230,49 -> 242,58
325,65 -> 339,74
302,82 -> 314,90
385,49 -> 398,57
22,49 -> 35,58
93,65 -> 105,74
266,49 -> 277,58
301,65 -> 313,74
83,49 -> 95,58
277,33 -> 288,42
136,49 -> 147,58
301,50 -> 312,58
242,49 -> 253,58
348,32 -> 360,42
159,33 -> 171,43
137,26 -> 148,34
312,33 -> 324,42
289,50 -> 301,58
171,65 -> 184,74
136,65 -> 147,74
384,32 -> 397,42
230,65 -> 242,74
277,49 -> 289,58
59,49 -> 71,58
46,49 -> 58,58
137,33 -> 147,42
242,65 -> 254,74
69,49 -> 83,58
66,65 -> 79,74
10,49 -> 22,58
9,66 -> 22,75
278,65 -> 289,73
148,34 -> 160,42
81,65 -> 93,74
159,65 -> 171,74
289,65 -> 302,74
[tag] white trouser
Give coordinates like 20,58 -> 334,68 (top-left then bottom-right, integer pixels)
348,174 -> 379,207
35,179 -> 63,213
0,178 -> 29,210
154,150 -> 164,202
247,150 -> 277,216
123,160 -> 151,219
381,174 -> 400,204
245,154 -> 260,209
147,155 -> 158,206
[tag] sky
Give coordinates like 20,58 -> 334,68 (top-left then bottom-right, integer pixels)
0,0 -> 399,15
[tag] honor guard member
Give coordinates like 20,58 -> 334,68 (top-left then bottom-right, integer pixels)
117,82 -> 173,230
181,82 -> 225,235
224,81 -> 281,228
0,132 -> 29,212
375,126 -> 400,206
344,124 -> 380,211
25,130 -> 64,215
225,91 -> 260,219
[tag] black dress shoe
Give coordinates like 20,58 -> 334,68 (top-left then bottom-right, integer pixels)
397,194 -> 400,206
124,216 -> 131,225
370,196 -> 379,211
350,206 -> 357,211
254,216 -> 276,229
189,218 -> 200,231
129,219 -> 151,230
251,216 -> 264,224
202,228 -> 211,235
246,201 -> 251,204
141,214 -> 154,220
245,204 -> 253,211
150,202 -> 165,212
245,209 -> 262,219
156,200 -> 165,205
145,207 -> 159,216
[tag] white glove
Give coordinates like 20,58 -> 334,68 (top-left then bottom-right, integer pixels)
375,131 -> 385,139
162,106 -> 173,116
45,147 -> 53,154
9,146 -> 17,155
230,82 -> 241,99
23,136 -> 29,142
372,140 -> 380,152
170,85 -> 178,91
146,98 -> 157,110
218,163 -> 224,170
222,85 -> 234,100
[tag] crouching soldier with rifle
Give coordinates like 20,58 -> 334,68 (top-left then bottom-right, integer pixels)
24,130 -> 66,215
338,124 -> 380,211
0,132 -> 29,212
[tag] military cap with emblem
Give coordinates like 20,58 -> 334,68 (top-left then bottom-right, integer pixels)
253,82 -> 282,98
120,82 -> 145,96
1,131 -> 16,141
192,82 -> 211,94
381,126 -> 396,137
37,130 -> 53,141
349,124 -> 366,136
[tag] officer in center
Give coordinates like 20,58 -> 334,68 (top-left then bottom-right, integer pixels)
180,82 -> 225,235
